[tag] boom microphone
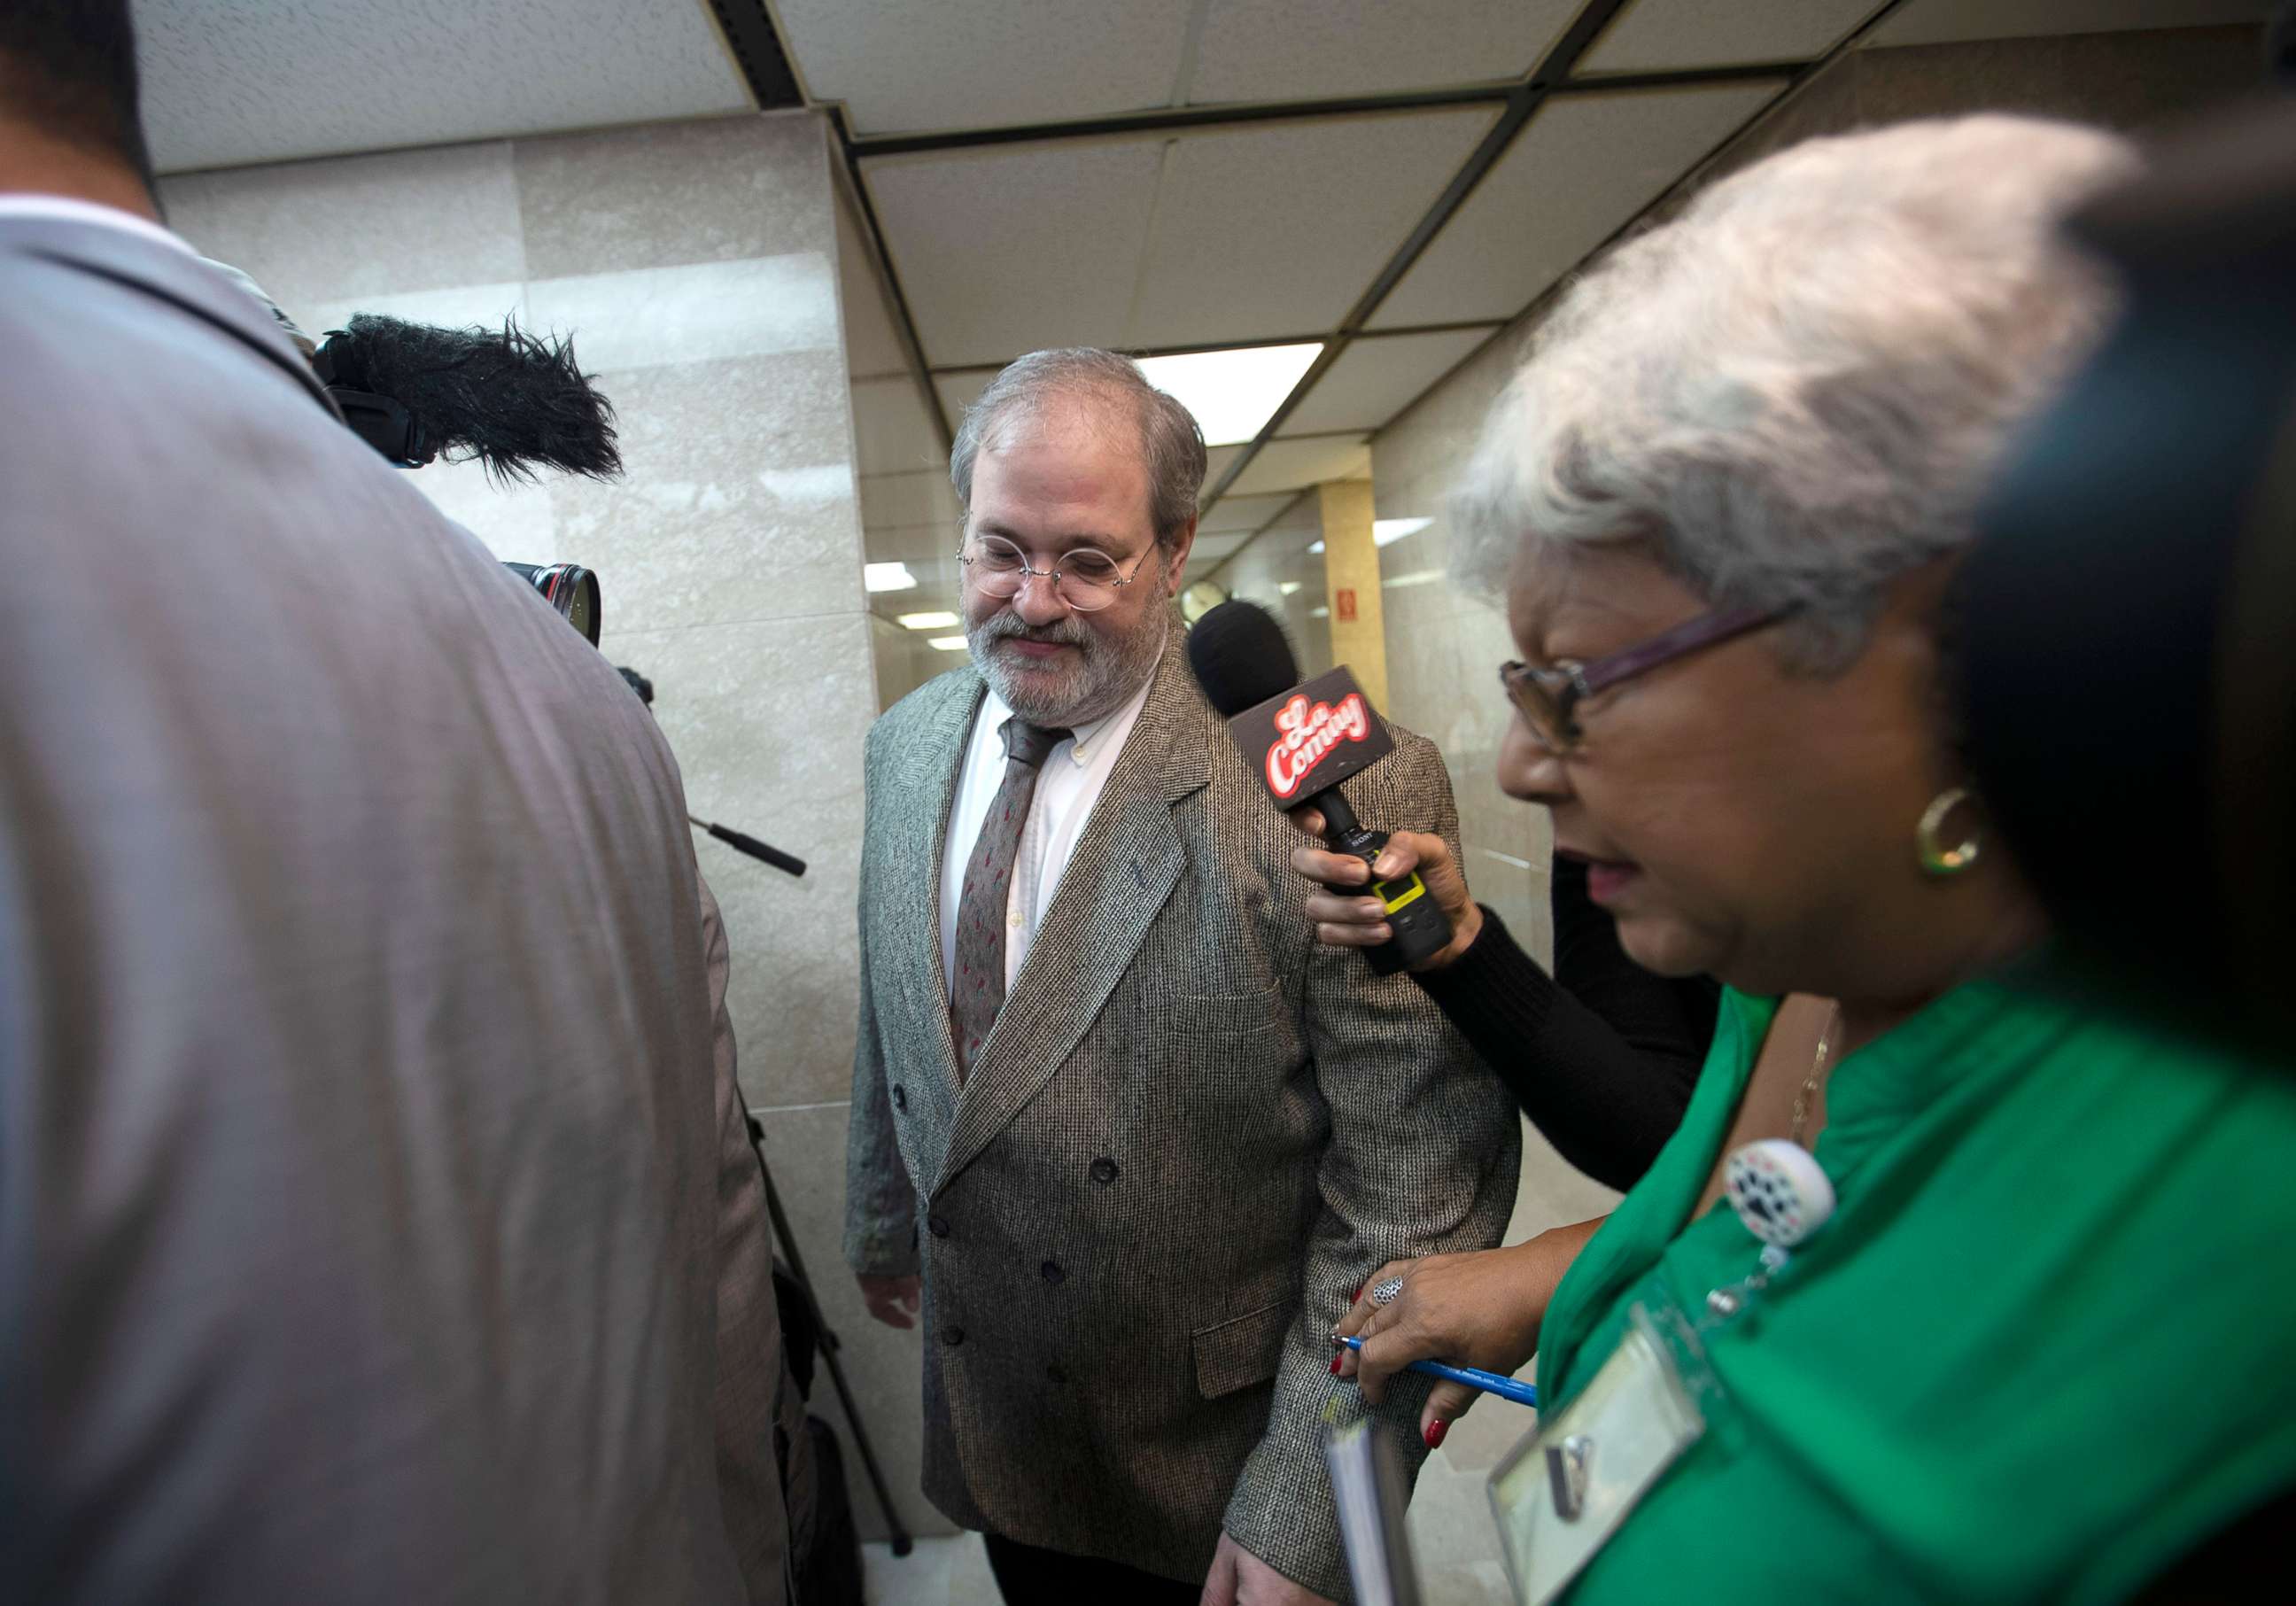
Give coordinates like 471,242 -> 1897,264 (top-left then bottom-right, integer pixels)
1188,600 -> 1452,975
689,815 -> 807,879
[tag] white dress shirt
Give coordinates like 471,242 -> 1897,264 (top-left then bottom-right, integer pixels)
939,655 -> 1160,998
0,193 -> 197,257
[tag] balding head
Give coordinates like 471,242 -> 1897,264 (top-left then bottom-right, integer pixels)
950,348 -> 1207,552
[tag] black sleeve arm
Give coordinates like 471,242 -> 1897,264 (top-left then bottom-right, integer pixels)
1411,858 -> 1718,1192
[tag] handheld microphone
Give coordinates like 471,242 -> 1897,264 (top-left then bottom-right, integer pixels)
1187,601 -> 1452,975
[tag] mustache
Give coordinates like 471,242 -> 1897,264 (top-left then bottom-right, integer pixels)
973,613 -> 1092,648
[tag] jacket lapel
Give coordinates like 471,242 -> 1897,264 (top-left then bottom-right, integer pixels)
878,669 -> 985,1132
932,632 -> 1214,1195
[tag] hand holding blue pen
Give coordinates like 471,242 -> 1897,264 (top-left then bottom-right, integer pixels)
1336,1334 -> 1540,1409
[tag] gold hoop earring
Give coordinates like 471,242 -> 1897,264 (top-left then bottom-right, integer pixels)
1916,787 -> 1982,877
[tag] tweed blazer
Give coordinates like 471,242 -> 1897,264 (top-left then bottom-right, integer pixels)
844,632 -> 1520,1598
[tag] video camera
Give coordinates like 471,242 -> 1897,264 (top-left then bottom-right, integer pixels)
309,312 -> 618,646
204,258 -> 619,647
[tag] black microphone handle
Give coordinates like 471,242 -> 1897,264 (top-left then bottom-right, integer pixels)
1315,788 -> 1363,839
691,817 -> 808,878
1300,782 -> 1450,976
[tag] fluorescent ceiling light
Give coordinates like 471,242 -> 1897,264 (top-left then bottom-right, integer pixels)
927,636 -> 969,651
1136,343 -> 1323,446
864,562 -> 918,593
1278,581 -> 1301,596
1308,540 -> 1324,555
1384,570 -> 1442,589
898,610 -> 959,631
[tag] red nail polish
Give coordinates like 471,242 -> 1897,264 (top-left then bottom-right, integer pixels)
1424,1419 -> 1448,1449
1330,1354 -> 1345,1376
1352,1284 -> 1363,1301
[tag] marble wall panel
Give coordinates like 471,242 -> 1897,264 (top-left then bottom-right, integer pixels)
604,613 -> 875,1109
418,466 -> 560,566
161,141 -> 524,315
516,113 -> 837,281
555,350 -> 863,632
524,253 -> 841,374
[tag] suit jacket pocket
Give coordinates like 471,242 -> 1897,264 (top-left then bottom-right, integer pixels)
1174,982 -> 1286,1040
1191,1298 -> 1295,1400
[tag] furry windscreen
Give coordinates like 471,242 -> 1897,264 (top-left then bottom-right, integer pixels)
329,313 -> 622,484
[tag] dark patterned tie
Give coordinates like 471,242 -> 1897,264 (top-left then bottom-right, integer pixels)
951,717 -> 1069,1083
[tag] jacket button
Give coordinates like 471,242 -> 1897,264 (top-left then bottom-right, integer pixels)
892,1084 -> 908,1113
928,1214 -> 950,1238
1089,1156 -> 1119,1186
942,1325 -> 965,1346
1041,1260 -> 1065,1285
1046,1362 -> 1067,1384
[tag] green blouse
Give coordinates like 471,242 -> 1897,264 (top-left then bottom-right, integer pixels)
1534,974 -> 2296,1602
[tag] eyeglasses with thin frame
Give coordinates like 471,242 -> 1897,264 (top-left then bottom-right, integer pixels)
1500,603 -> 1796,754
958,531 -> 1152,613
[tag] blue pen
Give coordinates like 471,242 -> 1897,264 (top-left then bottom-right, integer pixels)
1336,1335 -> 1540,1409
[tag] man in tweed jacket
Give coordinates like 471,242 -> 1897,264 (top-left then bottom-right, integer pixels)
843,350 -> 1518,1603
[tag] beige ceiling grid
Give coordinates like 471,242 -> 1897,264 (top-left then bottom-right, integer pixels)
780,0 -> 2230,622
787,0 -> 1896,622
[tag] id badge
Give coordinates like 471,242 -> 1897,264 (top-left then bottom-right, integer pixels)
1488,1307 -> 1707,1605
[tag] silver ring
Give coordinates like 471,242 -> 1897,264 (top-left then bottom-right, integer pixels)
1369,1276 -> 1406,1307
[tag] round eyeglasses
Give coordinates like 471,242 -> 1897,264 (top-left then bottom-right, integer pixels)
958,533 -> 1152,613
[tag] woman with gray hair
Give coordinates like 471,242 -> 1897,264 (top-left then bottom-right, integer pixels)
1310,114 -> 2296,1598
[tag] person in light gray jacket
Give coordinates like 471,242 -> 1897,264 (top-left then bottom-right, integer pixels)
0,5 -> 787,1600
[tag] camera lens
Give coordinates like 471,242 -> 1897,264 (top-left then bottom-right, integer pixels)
501,562 -> 602,647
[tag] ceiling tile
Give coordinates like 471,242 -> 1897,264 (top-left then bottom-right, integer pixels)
838,188 -> 910,379
1203,444 -> 1248,494
1227,438 -> 1370,497
776,0 -> 1194,135
1198,493 -> 1299,534
1580,0 -> 1878,74
866,143 -> 1165,367
851,377 -> 947,477
1125,109 -> 1499,349
860,469 -> 964,530
1188,0 -> 1577,103
1189,531 -> 1253,563
1864,0 -> 2267,47
1369,81 -> 1781,330
138,0 -> 749,173
1279,328 -> 1499,436
933,369 -> 1001,422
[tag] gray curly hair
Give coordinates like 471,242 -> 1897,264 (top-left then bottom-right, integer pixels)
950,348 -> 1207,550
1454,114 -> 2141,670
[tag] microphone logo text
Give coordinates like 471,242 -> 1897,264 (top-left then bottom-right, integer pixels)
1266,693 -> 1372,798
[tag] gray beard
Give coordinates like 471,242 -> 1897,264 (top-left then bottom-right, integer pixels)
969,603 -> 1167,728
